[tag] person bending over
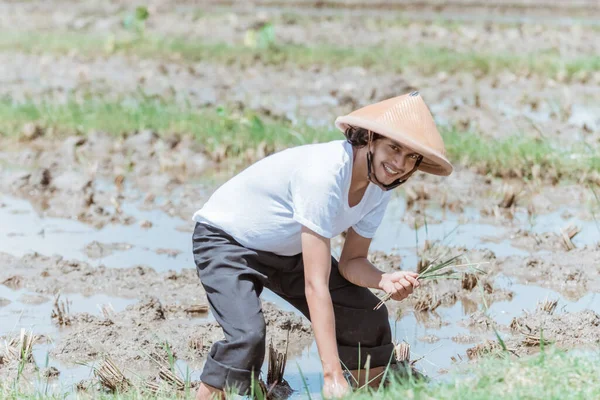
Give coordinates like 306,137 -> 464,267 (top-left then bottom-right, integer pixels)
191,92 -> 453,399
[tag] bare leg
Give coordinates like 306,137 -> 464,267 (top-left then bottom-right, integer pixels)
195,382 -> 225,400
349,366 -> 387,388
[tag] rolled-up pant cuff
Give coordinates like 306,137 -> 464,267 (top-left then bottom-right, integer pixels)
338,343 -> 397,370
200,354 -> 258,395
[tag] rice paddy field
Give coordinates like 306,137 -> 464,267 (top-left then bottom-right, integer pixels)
1,0 -> 600,398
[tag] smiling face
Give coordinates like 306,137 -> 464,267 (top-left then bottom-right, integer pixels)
369,137 -> 422,187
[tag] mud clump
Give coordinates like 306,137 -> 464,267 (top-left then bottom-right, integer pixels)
451,334 -> 480,344
51,297 -> 313,380
43,366 -> 60,379
466,340 -> 504,360
0,252 -> 206,303
458,310 -> 497,333
462,273 -> 479,291
84,241 -> 133,259
510,309 -> 600,347
17,294 -> 50,305
2,275 -> 24,290
500,251 -> 600,300
418,335 -> 440,343
130,296 -> 166,322
5,165 -> 134,229
20,123 -> 45,142
467,309 -> 600,360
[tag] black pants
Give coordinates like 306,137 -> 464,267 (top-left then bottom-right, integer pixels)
192,222 -> 394,394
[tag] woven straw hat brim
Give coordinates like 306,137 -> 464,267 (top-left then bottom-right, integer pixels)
335,116 -> 453,176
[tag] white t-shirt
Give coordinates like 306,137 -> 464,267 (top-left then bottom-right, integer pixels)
192,140 -> 391,256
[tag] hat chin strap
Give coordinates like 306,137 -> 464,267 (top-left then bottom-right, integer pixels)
366,131 -> 423,191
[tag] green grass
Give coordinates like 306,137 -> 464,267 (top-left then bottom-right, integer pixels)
443,128 -> 600,180
1,97 -> 599,182
346,348 -> 600,400
1,349 -> 598,399
0,97 -> 339,154
4,31 -> 600,77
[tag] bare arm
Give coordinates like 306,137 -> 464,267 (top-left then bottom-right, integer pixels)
338,228 -> 384,288
338,228 -> 420,298
301,226 -> 345,383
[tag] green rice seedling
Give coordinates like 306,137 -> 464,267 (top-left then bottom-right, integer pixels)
6,30 -> 600,78
374,254 -> 487,310
251,372 -> 266,400
363,355 -> 371,392
415,224 -> 460,274
161,341 -> 176,371
478,283 -> 509,355
356,342 -> 428,392
376,351 -> 398,393
8,329 -> 36,387
295,363 -> 312,400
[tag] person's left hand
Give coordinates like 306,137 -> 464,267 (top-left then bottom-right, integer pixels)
378,271 -> 420,301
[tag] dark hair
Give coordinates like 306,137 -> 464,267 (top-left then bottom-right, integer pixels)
343,126 -> 383,147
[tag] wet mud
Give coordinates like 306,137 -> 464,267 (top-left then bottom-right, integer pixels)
2,52 -> 599,148
2,128 -> 600,396
50,297 -> 312,373
0,251 -> 313,385
1,0 -> 600,396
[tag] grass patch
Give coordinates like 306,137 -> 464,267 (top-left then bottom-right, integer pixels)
1,349 -> 598,398
443,128 -> 600,181
0,97 -> 338,154
346,348 -> 600,400
3,31 -> 600,77
1,97 -> 599,181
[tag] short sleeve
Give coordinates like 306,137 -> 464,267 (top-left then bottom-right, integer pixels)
352,193 -> 391,238
289,165 -> 343,238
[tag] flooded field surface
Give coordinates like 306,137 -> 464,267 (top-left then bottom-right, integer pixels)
1,0 -> 599,398
1,168 -> 599,396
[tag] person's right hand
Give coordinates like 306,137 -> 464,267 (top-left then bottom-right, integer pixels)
379,271 -> 420,301
322,372 -> 350,399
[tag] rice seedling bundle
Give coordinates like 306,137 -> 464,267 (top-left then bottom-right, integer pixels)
374,254 -> 488,310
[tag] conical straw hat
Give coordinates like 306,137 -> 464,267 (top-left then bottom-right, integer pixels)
335,91 -> 453,176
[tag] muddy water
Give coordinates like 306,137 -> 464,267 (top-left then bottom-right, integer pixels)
0,195 -> 194,272
0,286 -> 138,396
372,195 -> 600,262
4,188 -> 599,272
2,186 -> 599,397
